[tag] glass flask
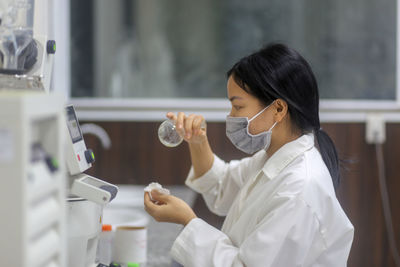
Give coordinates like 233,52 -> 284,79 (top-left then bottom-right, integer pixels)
158,119 -> 206,147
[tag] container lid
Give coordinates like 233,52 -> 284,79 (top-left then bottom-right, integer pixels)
102,224 -> 112,231
127,263 -> 139,267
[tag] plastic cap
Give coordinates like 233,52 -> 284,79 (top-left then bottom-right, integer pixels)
127,263 -> 140,267
102,224 -> 112,231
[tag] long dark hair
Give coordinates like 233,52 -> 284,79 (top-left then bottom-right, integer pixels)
227,43 -> 340,189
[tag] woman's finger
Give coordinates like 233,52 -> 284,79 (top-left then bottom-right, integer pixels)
176,112 -> 186,135
192,115 -> 204,136
144,192 -> 153,208
184,114 -> 196,139
166,112 -> 177,121
144,192 -> 158,214
151,190 -> 170,204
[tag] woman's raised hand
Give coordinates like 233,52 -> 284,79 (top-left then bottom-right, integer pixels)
166,112 -> 207,144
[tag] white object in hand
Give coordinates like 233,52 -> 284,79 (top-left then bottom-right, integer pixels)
144,182 -> 170,202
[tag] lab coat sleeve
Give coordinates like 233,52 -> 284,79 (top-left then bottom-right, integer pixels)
171,196 -> 322,267
185,153 -> 258,216
171,218 -> 242,267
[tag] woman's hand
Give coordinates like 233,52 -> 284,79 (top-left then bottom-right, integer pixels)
166,112 -> 207,145
144,190 -> 197,226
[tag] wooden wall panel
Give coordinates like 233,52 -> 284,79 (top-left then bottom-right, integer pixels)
82,121 -> 400,267
83,122 -> 247,184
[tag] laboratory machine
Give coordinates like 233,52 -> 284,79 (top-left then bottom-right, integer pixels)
65,104 -> 118,267
0,1 -> 119,266
0,91 -> 67,267
0,1 -> 65,266
0,0 -> 55,91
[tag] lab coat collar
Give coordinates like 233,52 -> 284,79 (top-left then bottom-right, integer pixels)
263,133 -> 314,179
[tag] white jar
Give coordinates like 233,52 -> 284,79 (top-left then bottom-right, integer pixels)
113,226 -> 147,266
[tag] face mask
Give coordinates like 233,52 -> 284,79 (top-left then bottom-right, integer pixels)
226,103 -> 277,154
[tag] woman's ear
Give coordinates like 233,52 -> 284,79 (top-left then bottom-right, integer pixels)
273,99 -> 288,122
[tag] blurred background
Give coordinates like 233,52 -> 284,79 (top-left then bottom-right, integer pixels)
53,0 -> 399,266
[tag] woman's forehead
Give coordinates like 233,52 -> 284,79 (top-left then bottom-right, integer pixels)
227,76 -> 249,99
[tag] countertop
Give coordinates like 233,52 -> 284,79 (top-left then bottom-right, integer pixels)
102,185 -> 197,267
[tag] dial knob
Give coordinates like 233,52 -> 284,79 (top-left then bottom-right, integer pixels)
85,149 -> 95,164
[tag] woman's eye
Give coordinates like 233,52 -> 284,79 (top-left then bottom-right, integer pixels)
234,106 -> 242,110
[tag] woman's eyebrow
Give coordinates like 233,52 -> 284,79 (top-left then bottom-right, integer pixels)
229,96 -> 243,102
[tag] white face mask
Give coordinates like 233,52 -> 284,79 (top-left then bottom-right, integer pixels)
226,102 -> 277,154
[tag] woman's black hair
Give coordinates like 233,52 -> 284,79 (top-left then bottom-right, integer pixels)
227,43 -> 340,190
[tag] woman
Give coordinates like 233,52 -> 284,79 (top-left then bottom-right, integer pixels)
144,43 -> 354,266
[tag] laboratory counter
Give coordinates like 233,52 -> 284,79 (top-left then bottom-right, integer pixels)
103,185 -> 197,267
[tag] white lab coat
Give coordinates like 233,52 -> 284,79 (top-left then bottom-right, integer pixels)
170,134 -> 354,267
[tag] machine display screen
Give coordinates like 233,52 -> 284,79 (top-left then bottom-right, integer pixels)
66,105 -> 83,143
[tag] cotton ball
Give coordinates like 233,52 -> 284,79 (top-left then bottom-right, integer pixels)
144,182 -> 170,202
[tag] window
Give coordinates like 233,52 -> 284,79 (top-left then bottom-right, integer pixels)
70,0 -> 397,100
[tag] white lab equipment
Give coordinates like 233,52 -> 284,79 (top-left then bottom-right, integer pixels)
0,91 -> 67,267
0,0 -> 56,92
65,104 -> 118,267
0,0 -> 34,70
65,105 -> 118,205
0,0 -> 65,266
0,1 -> 119,266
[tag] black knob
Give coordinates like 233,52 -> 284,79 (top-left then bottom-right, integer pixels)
85,149 -> 95,164
47,40 -> 56,54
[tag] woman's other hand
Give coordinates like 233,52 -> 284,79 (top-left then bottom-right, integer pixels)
166,112 -> 207,145
144,190 -> 197,226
